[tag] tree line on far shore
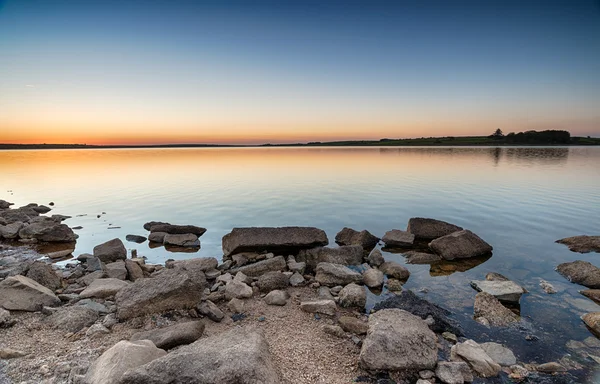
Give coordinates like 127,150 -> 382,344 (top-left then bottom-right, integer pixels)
489,129 -> 571,144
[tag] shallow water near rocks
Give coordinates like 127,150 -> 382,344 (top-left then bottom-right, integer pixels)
1,146 -> 600,382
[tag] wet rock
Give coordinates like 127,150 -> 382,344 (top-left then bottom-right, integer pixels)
429,230 -> 493,260
404,251 -> 441,264
372,290 -> 462,335
435,361 -> 473,384
149,223 -> 206,236
225,280 -> 253,299
540,279 -> 557,294
163,233 -> 200,247
338,283 -> 366,308
257,271 -> 289,293
556,235 -> 600,253
93,238 -> 127,263
536,362 -> 567,373
363,268 -> 384,288
26,261 -> 62,291
45,248 -> 75,259
582,312 -> 600,335
297,245 -> 364,270
367,248 -> 385,267
323,324 -> 346,338
382,229 -> 415,247
148,232 -> 167,243
115,268 -> 205,320
264,289 -> 289,306
407,217 -> 463,241
380,261 -> 410,280
130,321 -> 205,349
119,328 -> 280,384
451,339 -> 501,377
46,306 -> 98,332
222,226 -> 328,257
385,278 -> 404,292
80,278 -> 129,299
335,227 -> 380,250
359,309 -> 437,370
480,342 -> 517,366
485,272 -> 509,281
125,234 -> 147,243
300,300 -> 337,316
338,316 -> 368,335
85,340 -> 167,384
197,300 -> 224,322
230,255 -> 286,277
0,275 -> 61,311
125,259 -> 144,281
105,260 -> 128,280
315,262 -> 362,287
470,280 -> 525,303
473,292 -> 519,326
289,272 -> 305,286
556,260 -> 600,288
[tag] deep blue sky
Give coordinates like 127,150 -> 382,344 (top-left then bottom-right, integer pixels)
1,0 -> 599,144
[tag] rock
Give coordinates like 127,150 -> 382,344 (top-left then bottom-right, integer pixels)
0,308 -> 15,328
105,260 -> 128,280
335,227 -> 380,250
338,283 -> 366,308
435,361 -> 473,384
338,316 -> 368,335
26,261 -> 62,290
31,204 -> 52,213
582,312 -> 600,335
536,362 -> 567,373
323,324 -> 346,338
473,292 -> 519,326
318,286 -> 334,300
407,217 -> 463,241
0,208 -> 34,224
125,259 -> 145,281
131,321 -> 205,349
85,340 -> 167,384
222,226 -> 328,257
286,256 -> 306,274
125,234 -> 147,243
119,328 -> 280,384
480,342 -> 517,366
367,248 -> 385,267
0,199 -> 13,209
557,260 -> 600,288
0,275 -> 61,311
264,289 -> 289,306
359,309 -> 437,370
443,332 -> 458,343
228,298 -> 245,313
429,230 -> 493,260
0,222 -> 24,239
197,300 -> 224,322
540,279 -> 557,294
46,306 -> 98,332
289,272 -> 305,286
230,255 -> 287,277
115,268 -> 205,320
382,229 -> 415,247
451,339 -> 501,377
297,245 -> 364,270
149,223 -> 206,236
362,268 -> 384,288
166,257 -> 219,275
103,313 -> 118,328
93,238 -> 127,263
470,280 -> 525,303
300,300 -> 337,316
372,290 -> 462,335
315,262 -> 362,287
78,270 -> 106,286
556,235 -> 600,253
404,251 -> 442,264
80,278 -> 129,299
581,289 -> 600,305
225,280 -> 253,299
0,348 -> 27,359
163,233 -> 200,247
18,220 -> 77,242
257,271 -> 289,293
86,323 -> 110,338
148,232 -> 167,243
143,221 -> 170,231
86,256 -> 106,272
78,298 -> 108,313
379,261 -> 410,280
234,271 -> 252,285
45,248 -> 75,260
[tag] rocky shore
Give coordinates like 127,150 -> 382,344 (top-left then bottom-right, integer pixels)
1,199 -> 600,383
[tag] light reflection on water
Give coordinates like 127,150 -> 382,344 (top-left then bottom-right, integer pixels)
1,146 -> 600,380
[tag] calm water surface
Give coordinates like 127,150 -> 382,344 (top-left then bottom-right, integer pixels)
1,146 -> 600,381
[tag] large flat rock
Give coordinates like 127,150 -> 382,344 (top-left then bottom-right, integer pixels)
149,223 -> 206,236
407,217 -> 463,241
556,235 -> 600,253
229,256 -> 286,277
429,230 -> 493,260
130,321 -> 205,349
222,226 -> 328,257
80,278 -> 130,299
297,246 -> 364,270
470,280 -> 525,303
0,275 -> 61,311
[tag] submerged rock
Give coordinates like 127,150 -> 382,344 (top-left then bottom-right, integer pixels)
222,226 -> 328,257
473,292 -> 520,327
149,223 -> 206,236
557,260 -> 600,288
315,262 -> 363,287
131,321 -> 205,349
125,234 -> 147,243
429,230 -> 493,260
435,361 -> 473,384
297,245 -> 364,270
335,227 -> 379,250
0,275 -> 61,311
451,339 -> 501,378
470,280 -> 526,303
163,233 -> 200,247
379,261 -> 410,280
362,268 -> 384,288
403,251 -> 442,264
556,235 -> 600,253
407,217 -> 463,241
382,229 -> 415,247
480,342 -> 517,366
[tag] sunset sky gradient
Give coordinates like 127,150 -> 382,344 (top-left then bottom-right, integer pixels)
1,0 -> 599,144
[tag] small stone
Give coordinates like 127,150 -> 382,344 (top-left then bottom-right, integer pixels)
338,316 -> 368,335
289,272 -> 305,287
257,316 -> 266,322
442,332 -> 458,343
323,324 -> 346,338
86,323 -> 110,338
264,290 -> 289,306
228,298 -> 245,313
300,300 -> 337,316
197,300 -> 224,322
367,248 -> 385,267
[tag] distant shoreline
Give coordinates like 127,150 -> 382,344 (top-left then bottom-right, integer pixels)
1,135 -> 599,150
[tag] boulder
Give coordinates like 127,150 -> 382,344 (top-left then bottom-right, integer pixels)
26,261 -> 62,290
80,278 -> 129,299
404,251 -> 442,264
131,321 -> 205,349
582,312 -> 600,335
149,223 -> 206,236
18,220 -> 77,242
125,259 -> 145,281
264,290 -> 289,306
117,328 -> 280,384
163,233 -> 200,247
230,256 -> 287,277
382,230 -> 415,247
473,292 -> 519,326
556,260 -> 600,288
85,340 -> 167,384
46,306 -> 98,332
300,300 -> 337,316
380,261 -> 410,280
451,339 -> 501,377
338,316 -> 368,335
367,248 -> 385,267
115,268 -> 205,320
335,227 -> 379,250
0,222 -> 24,239
222,226 -> 328,257
470,280 -> 525,303
256,271 -> 289,293
435,361 -> 474,384
429,230 -> 493,260
407,217 -> 463,240
0,208 -> 34,224
315,262 -> 362,287
148,232 -> 167,243
225,280 -> 253,299
198,300 -> 224,322
297,246 -> 364,270
0,275 -> 61,311
556,235 -> 600,253
338,283 -> 366,308
480,342 -> 517,366
125,234 -> 147,243
359,309 -> 437,370
362,268 -> 384,288
105,260 -> 127,280
93,238 -> 127,263
143,221 -> 170,231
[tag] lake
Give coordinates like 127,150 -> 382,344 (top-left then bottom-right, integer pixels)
1,146 -> 600,381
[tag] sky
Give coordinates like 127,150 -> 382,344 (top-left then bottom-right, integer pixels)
0,0 -> 599,145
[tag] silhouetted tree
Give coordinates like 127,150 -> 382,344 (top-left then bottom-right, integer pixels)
490,128 -> 504,139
